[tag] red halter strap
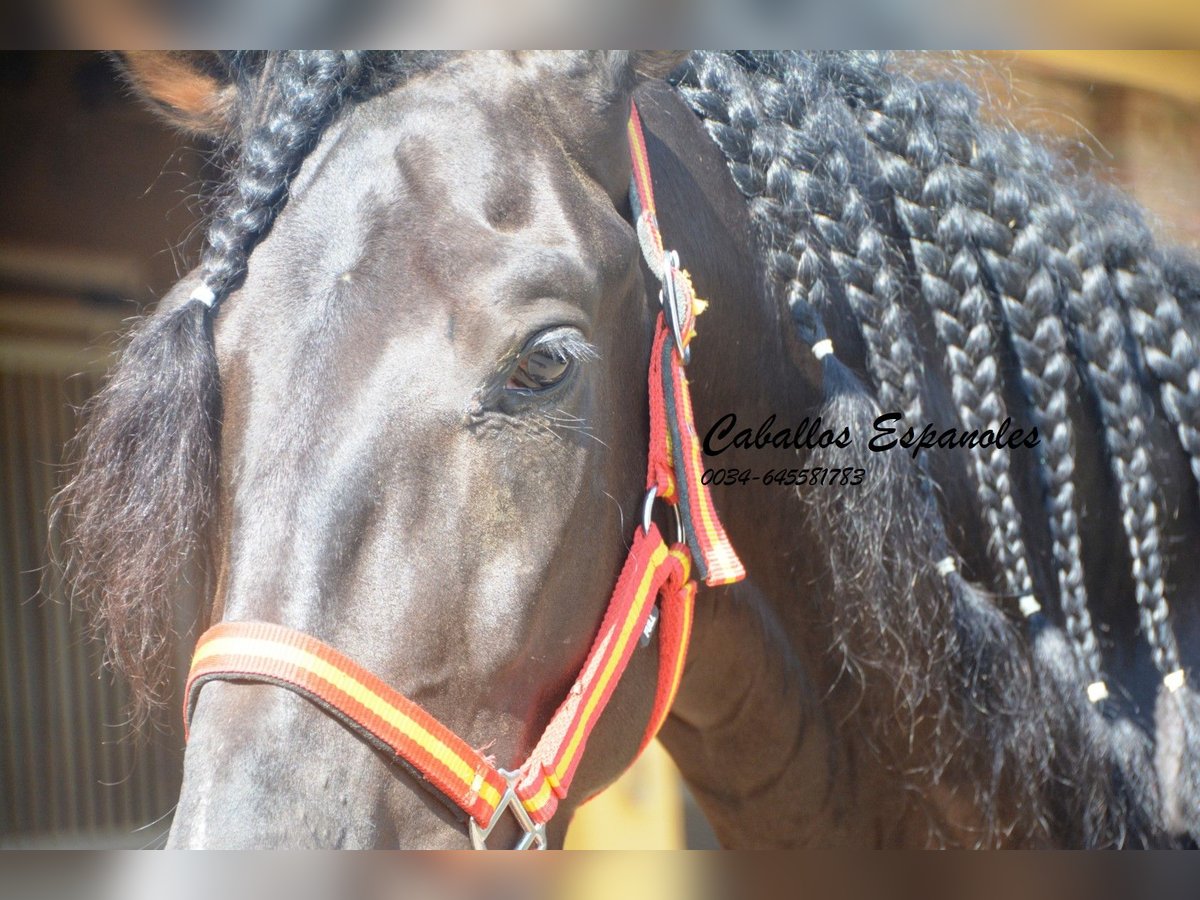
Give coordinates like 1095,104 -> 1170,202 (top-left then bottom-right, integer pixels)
183,101 -> 745,849
628,102 -> 745,588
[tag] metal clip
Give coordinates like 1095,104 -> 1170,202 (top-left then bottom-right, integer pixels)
659,250 -> 691,365
468,769 -> 548,850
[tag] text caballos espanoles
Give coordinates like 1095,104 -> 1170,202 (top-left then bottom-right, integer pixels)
703,412 -> 1040,459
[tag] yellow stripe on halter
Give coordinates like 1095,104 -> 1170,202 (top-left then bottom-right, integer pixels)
552,541 -> 670,785
521,777 -> 556,816
193,636 -> 504,809
627,117 -> 658,219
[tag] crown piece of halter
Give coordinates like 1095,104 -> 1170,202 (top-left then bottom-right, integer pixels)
182,101 -> 745,849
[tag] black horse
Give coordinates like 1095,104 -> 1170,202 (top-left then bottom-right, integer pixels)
53,51 -> 1200,847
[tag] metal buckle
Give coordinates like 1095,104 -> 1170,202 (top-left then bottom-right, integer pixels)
468,769 -> 547,850
659,250 -> 691,365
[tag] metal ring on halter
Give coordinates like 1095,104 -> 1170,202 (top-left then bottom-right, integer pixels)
641,486 -> 685,545
467,768 -> 548,850
659,251 -> 691,366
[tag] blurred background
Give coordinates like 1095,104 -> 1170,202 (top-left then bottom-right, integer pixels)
1,50 -> 1198,850
5,0 -> 1200,51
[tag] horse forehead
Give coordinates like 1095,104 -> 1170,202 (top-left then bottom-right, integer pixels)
224,60 -> 627,346
369,76 -> 598,225
309,77 -> 621,304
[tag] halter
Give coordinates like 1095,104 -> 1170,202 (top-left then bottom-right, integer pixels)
182,102 -> 745,849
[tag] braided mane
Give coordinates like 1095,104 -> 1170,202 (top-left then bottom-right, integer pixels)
51,51 -> 1200,846
676,51 -> 1200,845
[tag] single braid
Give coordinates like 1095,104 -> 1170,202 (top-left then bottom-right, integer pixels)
905,158 -> 1037,602
978,157 -> 1103,688
198,52 -> 366,304
786,51 -> 932,423
1065,241 -> 1182,681
56,52 -> 458,727
679,55 -> 832,355
1103,212 -> 1200,506
793,95 -> 923,417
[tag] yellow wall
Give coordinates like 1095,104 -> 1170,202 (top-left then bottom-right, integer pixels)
563,741 -> 685,850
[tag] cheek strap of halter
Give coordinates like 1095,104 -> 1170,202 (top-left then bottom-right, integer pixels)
628,101 -> 745,587
182,101 -> 745,848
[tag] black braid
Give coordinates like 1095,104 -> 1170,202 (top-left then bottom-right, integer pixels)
197,51 -> 453,308
678,50 -> 1200,845
1102,207 -> 1200,508
680,51 -> 1049,842
782,51 -> 932,424
889,124 -> 1037,605
976,149 -> 1102,688
197,52 -> 366,304
1064,240 -> 1182,681
53,52 -> 449,727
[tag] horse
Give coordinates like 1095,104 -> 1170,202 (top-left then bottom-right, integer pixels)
51,51 -> 1200,848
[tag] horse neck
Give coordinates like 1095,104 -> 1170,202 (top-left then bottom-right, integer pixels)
640,83 -> 952,847
657,314 -> 907,844
658,276 -> 940,847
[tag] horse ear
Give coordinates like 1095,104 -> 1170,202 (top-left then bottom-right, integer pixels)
114,52 -> 236,138
629,51 -> 691,80
600,51 -> 690,89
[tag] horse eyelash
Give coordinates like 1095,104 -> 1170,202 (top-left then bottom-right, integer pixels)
524,330 -> 599,366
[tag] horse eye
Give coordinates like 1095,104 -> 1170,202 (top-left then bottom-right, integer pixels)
507,348 -> 572,391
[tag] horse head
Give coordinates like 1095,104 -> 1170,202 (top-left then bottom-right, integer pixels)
56,51 -> 1200,848
65,51 -> 744,848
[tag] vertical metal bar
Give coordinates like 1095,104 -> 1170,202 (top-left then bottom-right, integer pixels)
0,371 -> 30,839
2,372 -> 45,836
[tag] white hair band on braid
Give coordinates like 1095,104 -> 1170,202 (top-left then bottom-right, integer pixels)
1018,594 -> 1042,618
811,338 -> 835,360
935,556 -> 957,576
189,283 -> 217,309
1164,668 -> 1187,693
1086,680 -> 1110,704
